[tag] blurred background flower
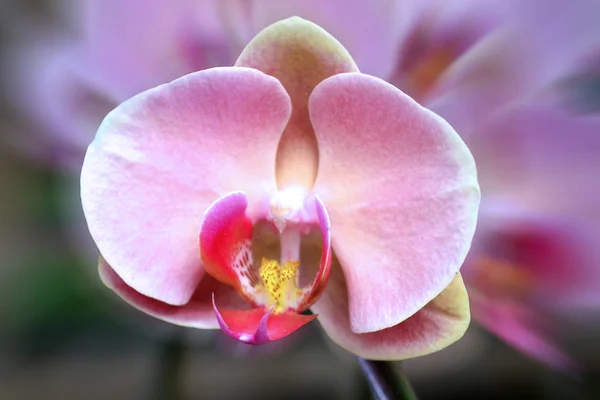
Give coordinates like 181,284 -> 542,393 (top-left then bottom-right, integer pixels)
1,0 -> 600,398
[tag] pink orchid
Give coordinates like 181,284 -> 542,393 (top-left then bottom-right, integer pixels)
13,0 -> 599,366
81,18 -> 480,358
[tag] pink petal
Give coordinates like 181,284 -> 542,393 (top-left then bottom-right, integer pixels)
469,105 -> 600,217
309,73 -> 480,333
466,199 -> 600,309
466,205 -> 597,301
99,257 -> 245,329
312,263 -> 470,360
81,0 -> 231,100
212,298 -> 317,345
390,0 -> 507,102
428,0 -> 600,135
470,292 -> 577,372
81,67 -> 291,305
236,17 -> 358,189
508,0 -> 600,70
426,31 -> 550,135
6,32 -> 114,159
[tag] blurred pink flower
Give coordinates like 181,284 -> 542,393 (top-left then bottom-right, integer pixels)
6,0 -> 232,166
81,18 -> 480,358
398,0 -> 600,370
460,105 -> 600,371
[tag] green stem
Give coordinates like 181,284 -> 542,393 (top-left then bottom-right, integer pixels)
358,358 -> 418,400
147,332 -> 186,400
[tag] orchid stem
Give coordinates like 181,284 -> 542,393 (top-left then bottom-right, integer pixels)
147,331 -> 186,400
358,358 -> 418,400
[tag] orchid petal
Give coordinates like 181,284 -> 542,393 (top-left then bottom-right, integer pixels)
99,257 -> 245,329
508,0 -> 600,71
236,17 -> 358,189
466,199 -> 600,308
250,0 -> 405,79
312,263 -> 470,360
470,293 -> 577,372
212,296 -> 317,344
468,105 -> 600,217
390,0 -> 507,103
427,30 -> 547,135
309,73 -> 480,333
81,67 -> 291,306
7,35 -> 114,158
81,0 -> 230,99
428,0 -> 600,135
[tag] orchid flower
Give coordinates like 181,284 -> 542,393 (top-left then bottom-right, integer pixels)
81,18 -> 480,358
14,0 -> 600,367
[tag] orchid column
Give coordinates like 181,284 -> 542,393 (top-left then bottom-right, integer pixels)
81,17 -> 480,359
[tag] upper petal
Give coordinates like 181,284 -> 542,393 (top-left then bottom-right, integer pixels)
81,67 -> 291,305
309,73 -> 480,333
312,261 -> 470,360
249,0 -> 405,79
236,17 -> 358,189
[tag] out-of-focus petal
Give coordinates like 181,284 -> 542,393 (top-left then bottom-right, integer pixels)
470,292 -> 577,372
466,199 -> 600,308
5,33 -> 115,160
391,0 -> 507,103
81,67 -> 291,306
99,257 -> 245,329
249,0 -> 406,79
427,28 -> 558,135
213,300 -> 317,344
469,104 -> 600,217
507,0 -> 600,73
80,0 -> 231,100
309,73 -> 479,333
236,17 -> 358,189
429,0 -> 600,134
312,262 -> 470,360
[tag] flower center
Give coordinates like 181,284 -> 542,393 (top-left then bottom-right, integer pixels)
258,257 -> 301,313
249,187 -> 323,313
268,186 -> 314,232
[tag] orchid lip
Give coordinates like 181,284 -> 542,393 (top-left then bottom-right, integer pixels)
199,190 -> 332,343
212,293 -> 275,345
